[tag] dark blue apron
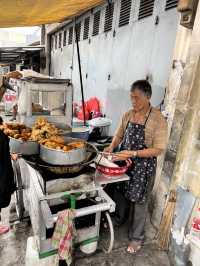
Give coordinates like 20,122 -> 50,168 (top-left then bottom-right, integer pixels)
120,108 -> 157,203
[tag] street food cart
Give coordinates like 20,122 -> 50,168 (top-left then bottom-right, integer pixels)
9,77 -> 129,259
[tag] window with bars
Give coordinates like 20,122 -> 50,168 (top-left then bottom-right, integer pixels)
55,34 -> 57,49
75,22 -> 81,42
165,0 -> 178,10
92,10 -> 101,36
83,17 -> 90,40
119,0 -> 132,27
63,30 -> 67,46
104,3 -> 114,32
138,0 -> 155,20
59,32 -> 62,48
68,26 -> 73,45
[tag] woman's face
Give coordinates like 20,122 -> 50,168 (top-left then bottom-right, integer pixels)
130,89 -> 150,112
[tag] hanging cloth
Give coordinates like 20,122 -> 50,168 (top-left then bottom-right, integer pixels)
52,209 -> 76,265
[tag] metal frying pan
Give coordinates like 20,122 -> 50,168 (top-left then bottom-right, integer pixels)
23,143 -> 98,175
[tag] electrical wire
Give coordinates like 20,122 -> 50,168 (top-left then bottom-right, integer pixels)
70,18 -> 76,81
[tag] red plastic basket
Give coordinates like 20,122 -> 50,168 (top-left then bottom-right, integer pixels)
96,159 -> 132,176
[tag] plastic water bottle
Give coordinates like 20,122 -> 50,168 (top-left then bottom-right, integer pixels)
190,208 -> 200,240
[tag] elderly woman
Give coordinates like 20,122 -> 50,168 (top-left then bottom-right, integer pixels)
105,80 -> 168,253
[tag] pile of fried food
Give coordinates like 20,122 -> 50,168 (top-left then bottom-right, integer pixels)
0,117 -> 59,142
31,117 -> 85,152
30,117 -> 60,142
40,135 -> 85,152
0,117 -> 85,152
0,123 -> 32,141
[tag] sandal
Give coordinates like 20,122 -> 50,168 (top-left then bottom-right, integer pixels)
127,241 -> 142,254
0,225 -> 9,235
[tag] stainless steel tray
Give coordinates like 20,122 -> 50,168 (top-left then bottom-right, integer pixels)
9,137 -> 39,155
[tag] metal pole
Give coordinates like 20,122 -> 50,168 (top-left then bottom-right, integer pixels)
74,21 -> 86,126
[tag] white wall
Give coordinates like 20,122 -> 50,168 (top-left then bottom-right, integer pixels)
49,0 -> 179,133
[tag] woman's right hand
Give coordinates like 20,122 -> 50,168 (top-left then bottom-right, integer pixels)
104,146 -> 113,153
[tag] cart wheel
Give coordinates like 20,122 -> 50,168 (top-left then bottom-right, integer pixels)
12,161 -> 24,220
100,211 -> 114,253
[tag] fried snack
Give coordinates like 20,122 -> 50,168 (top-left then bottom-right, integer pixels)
21,128 -> 31,134
43,140 -> 84,153
30,129 -> 44,141
38,139 -> 48,145
35,117 -> 48,127
32,103 -> 43,113
56,146 -> 63,150
69,141 -> 85,149
31,117 -> 60,142
63,145 -> 73,152
5,123 -> 26,130
49,135 -> 64,144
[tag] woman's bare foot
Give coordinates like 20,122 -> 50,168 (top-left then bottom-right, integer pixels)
127,241 -> 141,254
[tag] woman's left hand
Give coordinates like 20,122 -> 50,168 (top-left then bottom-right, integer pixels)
11,153 -> 18,161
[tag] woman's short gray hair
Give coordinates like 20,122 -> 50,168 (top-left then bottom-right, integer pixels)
130,80 -> 152,98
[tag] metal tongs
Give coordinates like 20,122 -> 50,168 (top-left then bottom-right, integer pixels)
86,145 -> 128,163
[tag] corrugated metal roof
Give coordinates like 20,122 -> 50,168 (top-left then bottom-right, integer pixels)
0,0 -> 104,28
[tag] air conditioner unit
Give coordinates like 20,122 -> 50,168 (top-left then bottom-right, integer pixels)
178,0 -> 199,29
